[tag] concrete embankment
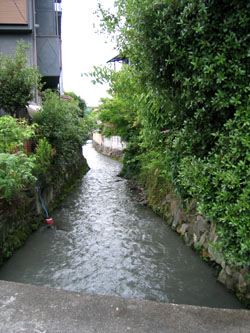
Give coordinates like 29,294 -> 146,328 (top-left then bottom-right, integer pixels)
0,280 -> 249,333
92,132 -> 126,159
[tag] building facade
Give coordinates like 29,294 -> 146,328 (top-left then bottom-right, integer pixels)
0,0 -> 62,96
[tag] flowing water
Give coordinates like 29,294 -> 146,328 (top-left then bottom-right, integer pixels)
0,141 -> 244,308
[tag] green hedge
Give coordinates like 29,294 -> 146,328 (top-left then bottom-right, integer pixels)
98,0 -> 250,266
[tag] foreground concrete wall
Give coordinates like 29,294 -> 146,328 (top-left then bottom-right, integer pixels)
93,132 -> 127,159
0,280 -> 249,333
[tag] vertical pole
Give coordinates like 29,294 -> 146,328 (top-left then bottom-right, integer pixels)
32,0 -> 39,103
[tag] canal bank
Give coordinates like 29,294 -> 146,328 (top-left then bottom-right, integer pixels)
135,171 -> 250,307
92,136 -> 250,307
0,148 -> 89,265
0,142 -> 244,310
0,280 -> 249,333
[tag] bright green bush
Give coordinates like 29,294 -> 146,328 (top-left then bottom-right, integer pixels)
0,41 -> 40,117
179,105 -> 250,266
0,116 -> 37,201
0,115 -> 55,201
0,152 -> 36,201
33,138 -> 55,176
97,0 -> 250,266
64,91 -> 87,117
33,90 -> 89,160
0,116 -> 36,153
99,0 -> 249,155
90,65 -> 140,141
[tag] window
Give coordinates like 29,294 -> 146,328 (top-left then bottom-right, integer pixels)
0,0 -> 28,25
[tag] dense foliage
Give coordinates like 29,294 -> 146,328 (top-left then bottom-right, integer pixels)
0,43 -> 93,202
91,65 -> 140,141
0,116 -> 36,201
32,91 -> 90,167
64,91 -> 87,117
96,0 -> 250,266
0,41 -> 40,117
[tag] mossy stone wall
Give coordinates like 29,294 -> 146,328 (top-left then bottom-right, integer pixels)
0,150 -> 89,265
140,173 -> 250,308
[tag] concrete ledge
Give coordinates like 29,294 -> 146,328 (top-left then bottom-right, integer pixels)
0,280 -> 249,332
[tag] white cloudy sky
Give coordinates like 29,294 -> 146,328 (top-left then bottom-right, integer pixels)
61,0 -> 117,106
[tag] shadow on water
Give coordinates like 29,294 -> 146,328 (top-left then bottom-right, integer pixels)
0,141 -> 245,309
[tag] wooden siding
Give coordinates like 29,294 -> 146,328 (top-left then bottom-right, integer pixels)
0,0 -> 28,24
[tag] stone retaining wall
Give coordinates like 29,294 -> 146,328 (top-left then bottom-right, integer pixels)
140,178 -> 250,307
0,149 -> 89,265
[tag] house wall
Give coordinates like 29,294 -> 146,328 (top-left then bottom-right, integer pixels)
0,34 -> 34,65
0,0 -> 34,65
0,0 -> 62,91
35,0 -> 60,80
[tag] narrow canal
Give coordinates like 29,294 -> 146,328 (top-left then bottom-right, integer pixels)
0,141 -> 243,309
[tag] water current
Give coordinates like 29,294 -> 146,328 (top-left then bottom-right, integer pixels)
0,141 -> 244,308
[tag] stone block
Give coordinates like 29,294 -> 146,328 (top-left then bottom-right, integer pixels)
180,223 -> 189,236
166,216 -> 173,226
218,269 -> 227,285
184,232 -> 194,246
209,223 -> 217,237
225,265 -> 233,276
217,269 -> 234,290
236,274 -> 247,294
193,233 -> 198,243
172,208 -> 180,229
194,215 -> 208,236
198,231 -> 208,247
208,244 -> 224,265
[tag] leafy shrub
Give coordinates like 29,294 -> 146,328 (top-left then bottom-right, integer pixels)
90,65 -> 141,141
0,115 -> 55,201
0,116 -> 37,201
0,116 -> 36,153
0,41 -> 40,117
97,0 -> 250,266
64,91 -> 87,117
33,138 -> 55,176
0,152 -> 36,201
179,105 -> 250,266
33,90 -> 89,160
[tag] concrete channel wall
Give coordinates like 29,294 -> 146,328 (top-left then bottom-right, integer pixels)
93,132 -> 127,159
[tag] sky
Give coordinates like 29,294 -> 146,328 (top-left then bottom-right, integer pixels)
61,0 -> 117,107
